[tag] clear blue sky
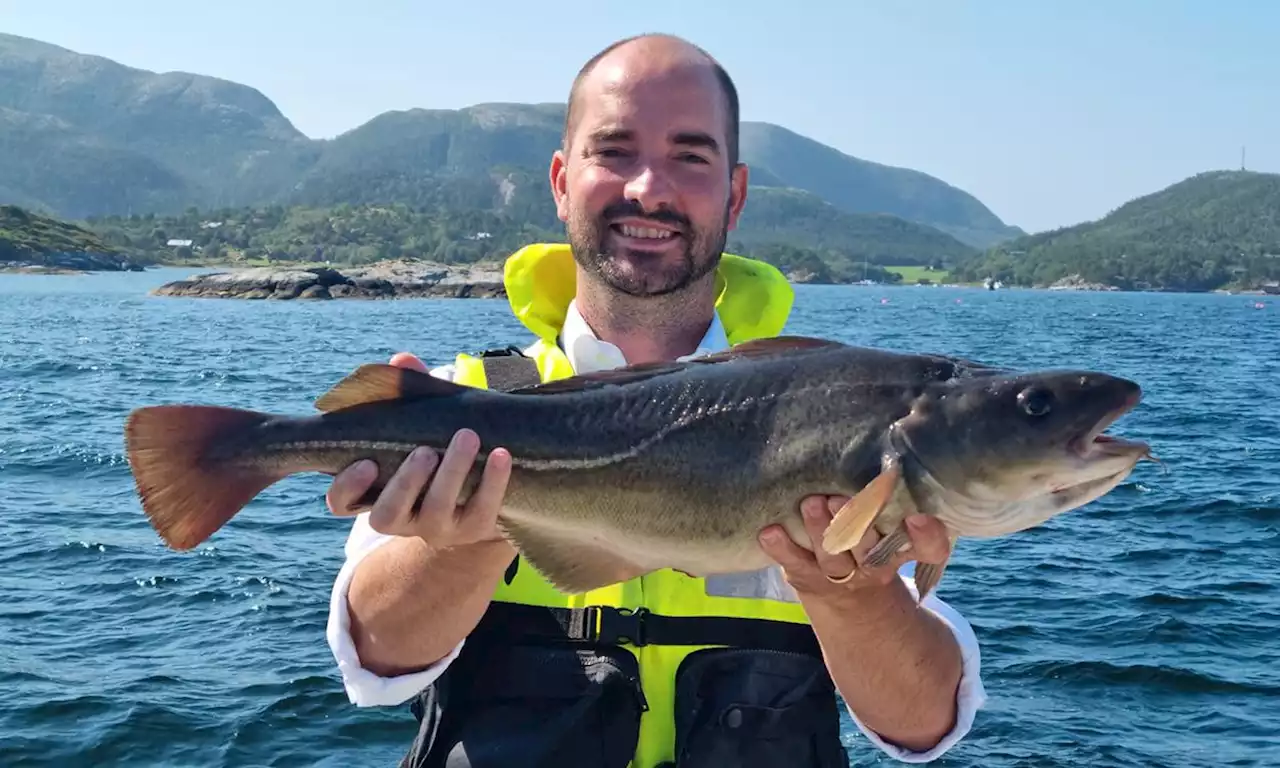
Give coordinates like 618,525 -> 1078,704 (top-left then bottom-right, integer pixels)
3,0 -> 1276,233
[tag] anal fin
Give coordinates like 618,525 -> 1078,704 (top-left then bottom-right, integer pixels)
913,562 -> 946,603
315,363 -> 466,412
912,533 -> 958,603
499,519 -> 650,594
863,525 -> 912,568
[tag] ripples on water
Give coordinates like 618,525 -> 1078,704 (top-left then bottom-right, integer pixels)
1,268 -> 1277,766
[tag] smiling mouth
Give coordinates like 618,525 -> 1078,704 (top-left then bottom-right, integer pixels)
610,222 -> 680,241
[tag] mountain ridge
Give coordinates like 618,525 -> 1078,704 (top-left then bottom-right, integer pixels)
0,32 -> 1019,248
952,170 -> 1280,292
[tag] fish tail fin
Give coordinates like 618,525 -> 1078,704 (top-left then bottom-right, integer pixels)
124,404 -> 283,550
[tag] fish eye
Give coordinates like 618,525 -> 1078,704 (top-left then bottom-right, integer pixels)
1017,387 -> 1053,417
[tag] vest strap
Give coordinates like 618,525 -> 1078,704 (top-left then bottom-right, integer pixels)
473,601 -> 824,657
477,346 -> 543,391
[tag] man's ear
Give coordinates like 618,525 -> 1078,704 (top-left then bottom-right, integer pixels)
550,149 -> 569,223
726,162 -> 749,231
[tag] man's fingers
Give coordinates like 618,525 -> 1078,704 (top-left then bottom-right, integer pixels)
801,496 -> 857,581
848,525 -> 883,566
459,446 -> 511,536
389,352 -> 429,373
758,525 -> 811,571
420,429 -> 480,519
904,515 -> 952,564
326,460 -> 378,516
368,447 -> 437,534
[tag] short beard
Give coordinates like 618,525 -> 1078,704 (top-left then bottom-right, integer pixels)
568,199 -> 728,298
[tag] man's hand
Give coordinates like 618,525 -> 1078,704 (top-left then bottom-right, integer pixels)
758,495 -> 964,752
758,495 -> 953,599
325,352 -> 514,551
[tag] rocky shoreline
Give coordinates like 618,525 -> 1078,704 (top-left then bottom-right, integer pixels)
150,260 -> 506,300
0,252 -> 143,274
1043,274 -> 1121,292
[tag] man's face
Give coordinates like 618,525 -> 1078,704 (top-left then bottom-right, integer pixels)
551,52 -> 748,298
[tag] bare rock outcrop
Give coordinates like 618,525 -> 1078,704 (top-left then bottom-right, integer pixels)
151,260 -> 506,300
1044,274 -> 1120,292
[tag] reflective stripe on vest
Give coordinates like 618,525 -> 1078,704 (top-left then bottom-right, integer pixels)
447,245 -> 815,768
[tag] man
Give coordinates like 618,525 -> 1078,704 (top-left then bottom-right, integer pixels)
325,33 -> 985,767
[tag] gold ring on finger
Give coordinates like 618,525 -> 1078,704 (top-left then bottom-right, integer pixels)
826,567 -> 858,584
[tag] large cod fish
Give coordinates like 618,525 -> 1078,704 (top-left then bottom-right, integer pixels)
123,336 -> 1154,599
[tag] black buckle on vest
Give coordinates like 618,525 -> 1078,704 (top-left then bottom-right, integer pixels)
591,606 -> 650,647
477,344 -> 527,358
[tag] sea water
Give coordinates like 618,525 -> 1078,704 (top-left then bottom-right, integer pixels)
2,267 -> 1277,767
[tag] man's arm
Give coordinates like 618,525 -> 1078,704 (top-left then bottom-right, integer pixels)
326,513 -> 511,705
800,570 -> 978,755
346,533 -> 515,676
759,497 -> 985,762
325,355 -> 516,705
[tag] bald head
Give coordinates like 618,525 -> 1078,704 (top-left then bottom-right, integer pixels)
563,34 -> 740,167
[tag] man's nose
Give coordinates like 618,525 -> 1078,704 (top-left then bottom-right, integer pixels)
623,165 -> 676,211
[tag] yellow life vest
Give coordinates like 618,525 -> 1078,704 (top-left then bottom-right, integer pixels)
443,243 -> 824,768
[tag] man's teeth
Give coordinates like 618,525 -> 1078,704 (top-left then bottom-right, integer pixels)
620,224 -> 674,240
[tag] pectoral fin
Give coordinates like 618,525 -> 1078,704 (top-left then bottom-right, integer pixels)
821,460 -> 902,555
500,519 -> 650,594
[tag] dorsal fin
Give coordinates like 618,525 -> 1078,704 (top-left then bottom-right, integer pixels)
508,336 -> 845,396
315,363 -> 466,412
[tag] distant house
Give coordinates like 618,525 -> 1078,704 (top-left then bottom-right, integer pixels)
166,239 -> 194,248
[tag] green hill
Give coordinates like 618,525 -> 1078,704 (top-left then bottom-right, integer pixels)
0,33 -> 1017,252
952,170 -> 1280,292
738,122 -> 1025,248
281,102 -> 1008,249
87,203 -> 561,267
81,197 -> 957,285
731,187 -> 976,265
0,33 -> 316,217
0,204 -> 136,271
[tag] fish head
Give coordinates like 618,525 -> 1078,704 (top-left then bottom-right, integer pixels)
891,369 -> 1152,537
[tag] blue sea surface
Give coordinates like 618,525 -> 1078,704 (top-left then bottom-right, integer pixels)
1,267 -> 1277,767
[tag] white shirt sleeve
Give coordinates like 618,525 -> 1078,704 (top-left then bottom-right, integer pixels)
845,568 -> 987,763
325,363 -> 466,708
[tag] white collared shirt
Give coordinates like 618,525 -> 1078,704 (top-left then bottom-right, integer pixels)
326,299 -> 986,763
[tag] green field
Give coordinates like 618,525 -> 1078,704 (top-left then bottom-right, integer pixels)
885,265 -> 951,284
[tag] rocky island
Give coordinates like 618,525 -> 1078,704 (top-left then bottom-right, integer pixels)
151,260 -> 507,300
0,204 -> 142,273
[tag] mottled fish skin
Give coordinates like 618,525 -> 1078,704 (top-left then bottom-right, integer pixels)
215,343 -> 981,556
123,336 -> 1151,595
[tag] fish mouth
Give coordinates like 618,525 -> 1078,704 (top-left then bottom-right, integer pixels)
1068,389 -> 1153,462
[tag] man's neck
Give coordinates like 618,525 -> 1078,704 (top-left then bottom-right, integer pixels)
574,271 -> 718,365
